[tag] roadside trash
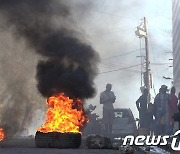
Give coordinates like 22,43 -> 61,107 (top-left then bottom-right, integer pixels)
86,135 -> 111,149
111,142 -> 122,150
119,144 -> 135,154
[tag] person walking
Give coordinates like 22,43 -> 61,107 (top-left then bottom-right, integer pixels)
154,85 -> 169,135
100,83 -> 116,137
136,88 -> 148,128
169,87 -> 178,134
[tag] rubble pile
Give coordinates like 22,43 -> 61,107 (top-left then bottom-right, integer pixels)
85,135 -> 171,153
86,135 -> 136,153
86,135 -> 111,149
119,144 -> 135,154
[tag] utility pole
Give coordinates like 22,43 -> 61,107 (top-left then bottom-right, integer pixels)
135,17 -> 151,99
144,17 -> 150,95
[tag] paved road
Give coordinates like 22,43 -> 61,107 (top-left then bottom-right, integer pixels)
0,148 -> 121,154
0,137 -> 120,154
1,137 -> 178,154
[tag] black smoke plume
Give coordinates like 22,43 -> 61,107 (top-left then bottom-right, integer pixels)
0,0 -> 99,98
0,0 -> 99,136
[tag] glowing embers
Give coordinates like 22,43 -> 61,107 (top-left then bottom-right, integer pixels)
0,128 -> 5,141
38,93 -> 88,133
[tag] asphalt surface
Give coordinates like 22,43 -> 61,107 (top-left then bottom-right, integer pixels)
0,148 -> 121,154
0,137 -> 120,154
0,137 -> 178,154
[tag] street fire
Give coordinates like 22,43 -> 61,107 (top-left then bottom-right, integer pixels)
0,128 -> 5,141
38,93 -> 88,133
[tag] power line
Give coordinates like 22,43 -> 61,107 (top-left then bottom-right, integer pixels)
100,59 -> 143,69
101,49 -> 144,60
100,61 -> 126,68
98,64 -> 141,73
98,64 -> 142,74
120,69 -> 141,73
99,61 -> 144,72
99,68 -> 141,74
99,48 -> 146,70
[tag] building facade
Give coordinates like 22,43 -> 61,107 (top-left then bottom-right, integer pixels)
172,0 -> 180,92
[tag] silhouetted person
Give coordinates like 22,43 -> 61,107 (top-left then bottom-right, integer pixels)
136,88 -> 148,128
154,85 -> 169,135
172,93 -> 180,133
146,103 -> 154,135
100,83 -> 116,137
169,87 -> 178,134
175,92 -> 180,131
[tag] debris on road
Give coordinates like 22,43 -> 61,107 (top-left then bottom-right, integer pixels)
119,144 -> 135,154
86,135 -> 111,149
111,142 -> 122,150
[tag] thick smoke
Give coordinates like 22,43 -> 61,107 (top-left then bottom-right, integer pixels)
0,0 -> 99,136
0,37 -> 42,137
0,0 -> 99,98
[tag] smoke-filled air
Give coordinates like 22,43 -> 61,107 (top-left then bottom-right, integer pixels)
0,0 -> 99,137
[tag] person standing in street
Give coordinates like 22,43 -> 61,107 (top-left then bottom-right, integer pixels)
169,87 -> 178,134
100,83 -> 116,137
172,92 -> 180,132
136,88 -> 148,128
146,103 -> 154,135
154,85 -> 169,135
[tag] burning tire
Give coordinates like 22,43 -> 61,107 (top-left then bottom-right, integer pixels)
35,131 -> 81,148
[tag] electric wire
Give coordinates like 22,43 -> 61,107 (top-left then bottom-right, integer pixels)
101,49 -> 143,60
98,63 -> 142,74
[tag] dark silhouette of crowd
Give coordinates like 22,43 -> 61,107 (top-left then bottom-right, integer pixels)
136,85 -> 180,135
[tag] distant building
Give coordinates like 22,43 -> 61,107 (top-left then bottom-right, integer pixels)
172,0 -> 180,92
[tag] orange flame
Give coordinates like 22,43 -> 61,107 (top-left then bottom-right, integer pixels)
38,93 -> 88,133
0,128 -> 5,141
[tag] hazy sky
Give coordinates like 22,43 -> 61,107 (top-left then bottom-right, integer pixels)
71,0 -> 172,118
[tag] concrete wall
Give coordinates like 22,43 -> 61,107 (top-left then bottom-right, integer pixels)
172,0 -> 180,93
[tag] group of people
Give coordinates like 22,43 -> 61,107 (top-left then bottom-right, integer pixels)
136,85 -> 180,135
99,83 -> 180,137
